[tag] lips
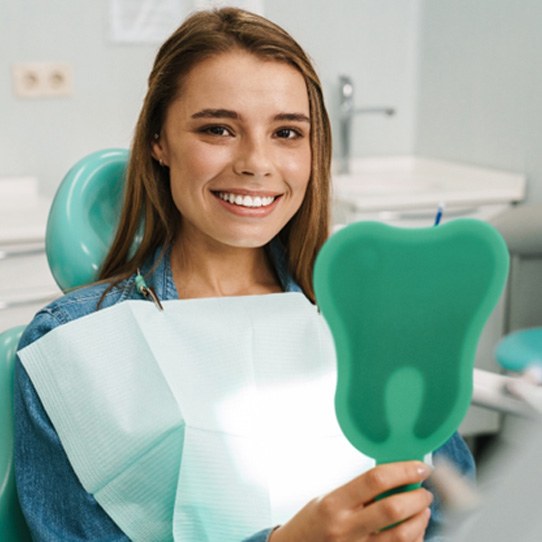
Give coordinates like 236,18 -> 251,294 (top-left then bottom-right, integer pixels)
214,191 -> 279,209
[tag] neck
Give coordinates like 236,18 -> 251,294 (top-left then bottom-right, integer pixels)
171,236 -> 282,299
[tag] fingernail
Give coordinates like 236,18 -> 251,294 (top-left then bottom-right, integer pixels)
417,463 -> 433,477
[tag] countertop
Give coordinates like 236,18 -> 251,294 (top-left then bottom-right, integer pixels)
0,177 -> 52,244
333,156 -> 526,211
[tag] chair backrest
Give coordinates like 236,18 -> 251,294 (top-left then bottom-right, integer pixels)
1,149 -> 129,538
0,325 -> 32,542
46,148 -> 129,292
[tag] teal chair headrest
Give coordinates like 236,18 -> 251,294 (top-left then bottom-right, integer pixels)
45,148 -> 129,292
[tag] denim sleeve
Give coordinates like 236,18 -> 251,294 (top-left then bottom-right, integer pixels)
14,310 -> 130,542
424,431 -> 476,541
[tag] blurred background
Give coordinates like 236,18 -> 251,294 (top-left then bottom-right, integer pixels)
2,0 -> 541,201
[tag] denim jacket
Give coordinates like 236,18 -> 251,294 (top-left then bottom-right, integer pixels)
15,243 -> 474,541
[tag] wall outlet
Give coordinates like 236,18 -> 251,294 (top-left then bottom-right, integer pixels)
12,63 -> 73,98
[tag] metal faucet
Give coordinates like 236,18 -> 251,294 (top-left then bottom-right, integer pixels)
338,75 -> 395,174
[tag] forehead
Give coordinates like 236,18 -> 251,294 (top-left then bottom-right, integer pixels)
178,51 -> 310,113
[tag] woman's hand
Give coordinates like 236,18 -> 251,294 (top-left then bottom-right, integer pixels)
269,461 -> 433,541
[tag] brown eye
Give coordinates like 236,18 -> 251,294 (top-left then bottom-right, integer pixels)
275,128 -> 302,139
201,125 -> 233,137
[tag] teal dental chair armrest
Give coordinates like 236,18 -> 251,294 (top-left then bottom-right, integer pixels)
0,325 -> 32,541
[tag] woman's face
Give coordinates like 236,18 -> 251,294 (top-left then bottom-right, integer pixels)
152,50 -> 311,251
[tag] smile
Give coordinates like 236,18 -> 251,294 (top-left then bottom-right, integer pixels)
215,191 -> 277,208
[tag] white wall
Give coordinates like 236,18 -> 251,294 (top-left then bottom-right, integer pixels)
1,0 -> 157,195
1,0 -> 420,196
415,0 -> 542,203
267,0 -> 421,160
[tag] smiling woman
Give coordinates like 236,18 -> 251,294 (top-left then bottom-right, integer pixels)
150,51 -> 312,296
14,7 -> 474,542
97,8 -> 332,303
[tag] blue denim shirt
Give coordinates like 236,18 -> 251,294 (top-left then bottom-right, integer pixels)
15,243 -> 474,541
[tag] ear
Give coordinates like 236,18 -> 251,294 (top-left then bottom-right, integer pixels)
151,134 -> 169,167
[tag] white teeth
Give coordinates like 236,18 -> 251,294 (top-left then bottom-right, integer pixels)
217,192 -> 275,208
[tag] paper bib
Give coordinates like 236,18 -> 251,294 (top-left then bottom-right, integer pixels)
20,293 -> 373,541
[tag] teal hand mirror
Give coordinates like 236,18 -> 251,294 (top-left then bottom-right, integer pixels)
313,219 -> 509,465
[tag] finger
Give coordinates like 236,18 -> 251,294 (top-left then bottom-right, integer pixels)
333,461 -> 432,506
356,488 -> 433,535
373,507 -> 431,542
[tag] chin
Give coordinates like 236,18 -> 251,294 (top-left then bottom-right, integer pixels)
221,233 -> 277,249
229,239 -> 273,249
216,227 -> 282,249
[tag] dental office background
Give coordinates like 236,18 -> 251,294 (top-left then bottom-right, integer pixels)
2,0 -> 542,203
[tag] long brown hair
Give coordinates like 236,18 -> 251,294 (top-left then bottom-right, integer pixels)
99,7 -> 331,302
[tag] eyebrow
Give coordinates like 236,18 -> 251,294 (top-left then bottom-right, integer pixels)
274,112 -> 310,123
191,109 -> 239,119
191,109 -> 310,123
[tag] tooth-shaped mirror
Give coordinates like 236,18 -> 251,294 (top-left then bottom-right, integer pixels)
314,219 -> 509,465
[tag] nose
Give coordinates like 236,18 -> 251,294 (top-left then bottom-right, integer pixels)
233,135 -> 273,178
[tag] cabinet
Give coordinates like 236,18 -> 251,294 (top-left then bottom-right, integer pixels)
0,178 -> 59,331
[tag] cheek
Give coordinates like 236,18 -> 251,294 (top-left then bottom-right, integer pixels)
169,142 -> 231,193
284,147 -> 312,193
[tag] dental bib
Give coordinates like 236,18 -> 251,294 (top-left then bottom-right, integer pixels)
19,293 -> 372,541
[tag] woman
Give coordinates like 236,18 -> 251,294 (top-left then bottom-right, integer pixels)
15,8 -> 473,541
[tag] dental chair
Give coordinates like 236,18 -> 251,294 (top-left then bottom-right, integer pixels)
0,148 -> 129,541
46,148 -> 129,291
0,325 -> 29,541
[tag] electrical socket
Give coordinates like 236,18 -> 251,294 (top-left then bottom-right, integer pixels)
12,63 -> 73,98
